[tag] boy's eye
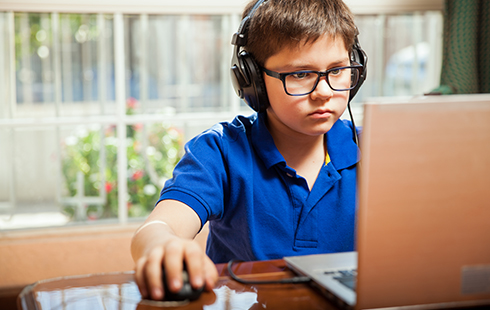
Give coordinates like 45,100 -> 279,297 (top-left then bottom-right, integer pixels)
290,72 -> 312,79
329,68 -> 342,76
291,72 -> 308,79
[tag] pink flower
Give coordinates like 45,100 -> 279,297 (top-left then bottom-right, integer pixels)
105,182 -> 113,193
126,97 -> 138,109
132,170 -> 144,181
133,123 -> 143,132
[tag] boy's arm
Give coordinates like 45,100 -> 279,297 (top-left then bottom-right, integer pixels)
131,199 -> 218,301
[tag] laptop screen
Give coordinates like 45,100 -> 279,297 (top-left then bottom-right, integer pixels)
356,94 -> 490,309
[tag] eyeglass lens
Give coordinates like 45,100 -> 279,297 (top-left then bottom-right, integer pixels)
285,67 -> 359,95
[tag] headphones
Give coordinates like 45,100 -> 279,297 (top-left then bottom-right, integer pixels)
230,0 -> 368,112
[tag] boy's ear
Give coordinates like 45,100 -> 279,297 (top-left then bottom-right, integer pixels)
230,0 -> 270,112
349,36 -> 368,102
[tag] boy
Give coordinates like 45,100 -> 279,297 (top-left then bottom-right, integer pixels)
131,0 -> 365,301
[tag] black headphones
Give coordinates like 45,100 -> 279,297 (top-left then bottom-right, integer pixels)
230,0 -> 368,113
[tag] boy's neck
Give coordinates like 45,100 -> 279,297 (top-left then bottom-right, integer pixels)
265,111 -> 326,190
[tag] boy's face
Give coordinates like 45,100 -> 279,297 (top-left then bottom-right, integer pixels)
263,34 -> 350,138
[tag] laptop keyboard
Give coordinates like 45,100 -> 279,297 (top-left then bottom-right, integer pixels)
324,269 -> 357,292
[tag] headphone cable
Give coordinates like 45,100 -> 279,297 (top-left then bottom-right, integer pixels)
347,102 -> 359,147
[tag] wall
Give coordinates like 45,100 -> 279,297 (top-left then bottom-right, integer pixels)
0,223 -> 139,309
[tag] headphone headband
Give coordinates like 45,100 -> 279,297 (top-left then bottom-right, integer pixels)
230,0 -> 269,112
231,0 -> 265,47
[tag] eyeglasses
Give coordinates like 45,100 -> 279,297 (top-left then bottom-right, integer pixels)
261,65 -> 363,96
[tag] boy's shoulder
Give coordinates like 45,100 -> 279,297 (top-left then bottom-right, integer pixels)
338,118 -> 354,129
192,113 -> 259,144
226,113 -> 258,132
337,118 -> 361,135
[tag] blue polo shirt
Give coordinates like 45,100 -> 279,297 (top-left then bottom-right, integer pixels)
158,112 -> 359,264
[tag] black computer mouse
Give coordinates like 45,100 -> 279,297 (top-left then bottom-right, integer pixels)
162,265 -> 204,301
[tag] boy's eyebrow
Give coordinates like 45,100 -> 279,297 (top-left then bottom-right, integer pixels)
328,58 -> 352,67
276,57 -> 351,71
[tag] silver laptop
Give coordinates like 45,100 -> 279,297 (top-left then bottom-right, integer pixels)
285,94 -> 490,310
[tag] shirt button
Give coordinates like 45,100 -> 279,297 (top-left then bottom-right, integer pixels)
286,173 -> 293,177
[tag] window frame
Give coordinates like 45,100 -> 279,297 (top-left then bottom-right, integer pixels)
0,0 -> 444,14
0,0 -> 444,229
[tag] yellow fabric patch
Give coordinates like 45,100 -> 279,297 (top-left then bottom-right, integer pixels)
325,152 -> 331,164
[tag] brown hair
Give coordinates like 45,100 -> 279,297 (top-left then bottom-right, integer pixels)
243,0 -> 357,66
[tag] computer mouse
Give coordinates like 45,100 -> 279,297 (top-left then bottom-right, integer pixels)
162,265 -> 204,301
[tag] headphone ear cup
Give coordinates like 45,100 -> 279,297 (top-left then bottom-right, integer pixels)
230,50 -> 249,100
238,51 -> 269,112
349,42 -> 368,102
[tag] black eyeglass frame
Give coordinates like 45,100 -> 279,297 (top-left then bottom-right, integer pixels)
261,64 -> 364,96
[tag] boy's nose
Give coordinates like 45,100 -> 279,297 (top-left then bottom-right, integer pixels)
311,77 -> 333,99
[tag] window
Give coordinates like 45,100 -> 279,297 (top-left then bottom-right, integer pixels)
0,0 -> 443,230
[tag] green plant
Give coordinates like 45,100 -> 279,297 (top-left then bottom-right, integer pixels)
61,98 -> 182,220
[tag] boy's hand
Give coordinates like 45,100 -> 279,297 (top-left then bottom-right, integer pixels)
134,237 -> 218,301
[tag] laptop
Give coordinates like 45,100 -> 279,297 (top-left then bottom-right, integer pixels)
285,94 -> 490,310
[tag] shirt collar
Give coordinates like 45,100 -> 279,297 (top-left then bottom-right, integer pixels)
325,119 -> 360,170
251,112 -> 286,169
252,112 -> 360,171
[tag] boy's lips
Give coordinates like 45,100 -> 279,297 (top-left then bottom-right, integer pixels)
309,108 -> 333,118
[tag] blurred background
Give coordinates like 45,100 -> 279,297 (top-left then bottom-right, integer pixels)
0,0 -> 445,231
12,0 -> 490,308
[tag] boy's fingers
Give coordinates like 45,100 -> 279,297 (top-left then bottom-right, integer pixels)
163,240 -> 185,292
183,242 -> 205,289
134,257 -> 149,298
133,239 -> 216,300
145,246 -> 165,300
203,256 -> 219,291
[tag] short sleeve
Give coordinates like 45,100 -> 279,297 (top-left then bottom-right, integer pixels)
158,124 -> 229,226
